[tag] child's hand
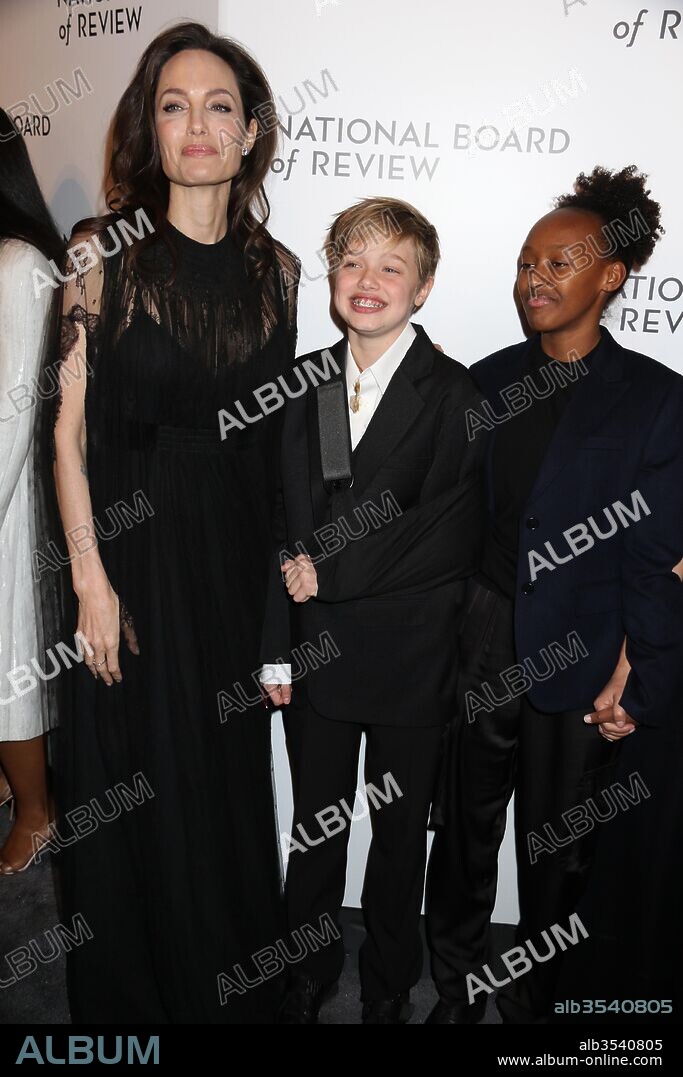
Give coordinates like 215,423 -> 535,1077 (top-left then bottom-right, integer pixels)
262,683 -> 292,708
282,555 -> 318,603
583,704 -> 636,742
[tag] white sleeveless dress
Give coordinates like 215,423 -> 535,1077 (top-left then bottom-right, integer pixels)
0,239 -> 52,740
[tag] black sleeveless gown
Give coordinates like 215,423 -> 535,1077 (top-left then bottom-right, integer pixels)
55,222 -> 299,1023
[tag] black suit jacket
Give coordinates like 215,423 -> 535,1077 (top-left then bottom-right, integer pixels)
471,326 -> 683,726
261,323 -> 486,727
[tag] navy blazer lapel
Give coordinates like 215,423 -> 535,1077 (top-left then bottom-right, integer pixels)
528,328 -> 631,503
307,336 -> 347,526
350,323 -> 434,496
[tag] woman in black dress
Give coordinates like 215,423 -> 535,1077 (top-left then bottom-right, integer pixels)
51,23 -> 299,1023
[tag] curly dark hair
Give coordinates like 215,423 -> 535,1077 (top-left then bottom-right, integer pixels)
554,165 -> 664,275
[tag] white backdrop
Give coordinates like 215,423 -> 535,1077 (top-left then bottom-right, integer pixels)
222,0 -> 683,371
3,0 -> 681,922
0,0 -> 218,235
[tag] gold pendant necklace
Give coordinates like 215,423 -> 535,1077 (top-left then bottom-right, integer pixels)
350,376 -> 361,414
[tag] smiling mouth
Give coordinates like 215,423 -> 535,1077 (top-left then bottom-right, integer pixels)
351,296 -> 387,311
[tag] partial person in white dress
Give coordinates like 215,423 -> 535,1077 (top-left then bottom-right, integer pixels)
0,107 -> 63,873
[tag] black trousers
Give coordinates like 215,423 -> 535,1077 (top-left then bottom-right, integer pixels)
426,578 -> 619,1022
283,699 -> 444,1001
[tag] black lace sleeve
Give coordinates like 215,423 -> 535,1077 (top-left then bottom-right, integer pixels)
60,302 -> 101,360
55,239 -> 104,428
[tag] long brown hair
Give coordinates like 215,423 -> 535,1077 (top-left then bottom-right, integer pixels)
77,21 -> 279,278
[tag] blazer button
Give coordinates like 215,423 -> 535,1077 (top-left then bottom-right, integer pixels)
521,581 -> 535,596
526,515 -> 540,530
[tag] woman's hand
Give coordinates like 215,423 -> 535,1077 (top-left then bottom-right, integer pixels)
76,578 -> 126,685
281,554 -> 318,603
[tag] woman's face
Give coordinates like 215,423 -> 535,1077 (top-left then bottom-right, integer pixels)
154,49 -> 257,190
516,207 -> 626,335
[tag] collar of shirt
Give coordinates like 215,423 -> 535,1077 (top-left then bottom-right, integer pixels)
345,322 -> 417,450
345,321 -> 417,399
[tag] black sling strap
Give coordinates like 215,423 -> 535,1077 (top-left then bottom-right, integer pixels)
316,380 -> 354,492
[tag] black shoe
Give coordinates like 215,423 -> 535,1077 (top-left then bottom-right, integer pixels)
277,973 -> 338,1024
425,997 -> 486,1024
362,993 -> 412,1024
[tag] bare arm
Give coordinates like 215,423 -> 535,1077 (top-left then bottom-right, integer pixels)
53,240 -> 135,684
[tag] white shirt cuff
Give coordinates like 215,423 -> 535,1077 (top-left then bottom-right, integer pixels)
259,663 -> 292,685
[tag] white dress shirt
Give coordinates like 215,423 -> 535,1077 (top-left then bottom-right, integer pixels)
346,321 -> 416,449
260,322 -> 417,687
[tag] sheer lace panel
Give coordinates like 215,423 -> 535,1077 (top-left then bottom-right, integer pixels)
60,235 -> 104,336
58,235 -> 104,422
59,229 -> 301,378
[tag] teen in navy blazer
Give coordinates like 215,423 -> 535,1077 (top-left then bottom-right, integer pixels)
426,166 -> 683,1025
473,324 -> 683,724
